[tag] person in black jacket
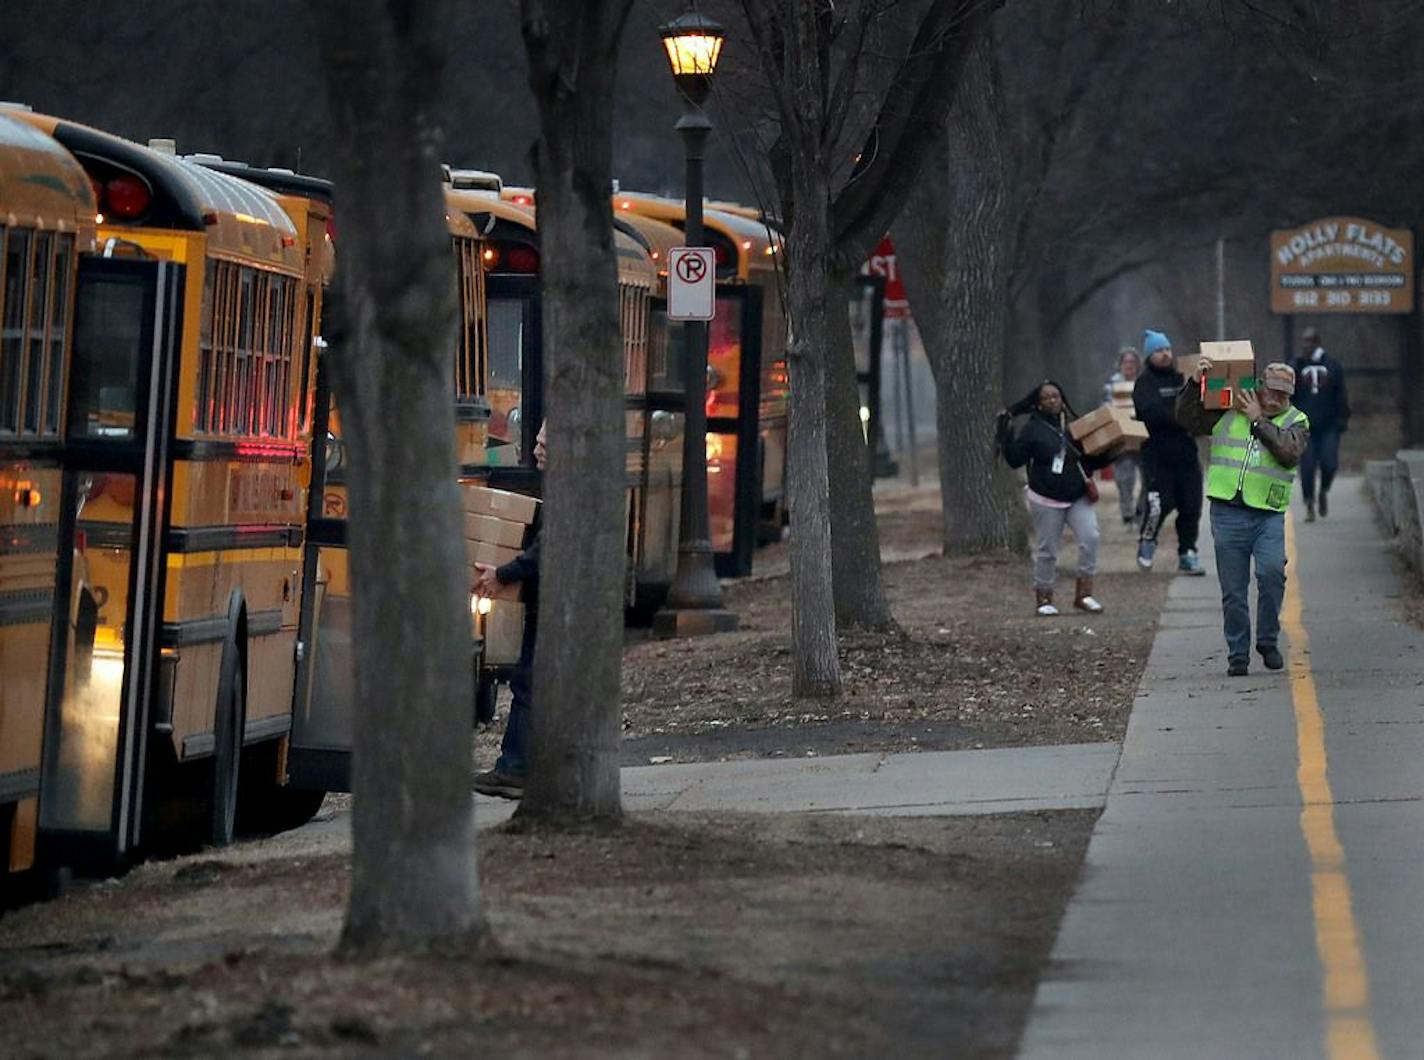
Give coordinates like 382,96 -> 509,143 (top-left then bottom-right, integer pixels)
472,422 -> 545,800
1133,330 -> 1205,575
1000,381 -> 1112,616
1291,326 -> 1350,521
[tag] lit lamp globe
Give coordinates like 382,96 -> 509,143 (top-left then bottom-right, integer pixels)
659,12 -> 725,105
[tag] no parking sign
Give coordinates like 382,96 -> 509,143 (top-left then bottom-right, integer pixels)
667,246 -> 715,321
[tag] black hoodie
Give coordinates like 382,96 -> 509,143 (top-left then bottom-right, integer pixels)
1291,348 -> 1350,430
1000,385 -> 1111,503
1132,360 -> 1196,460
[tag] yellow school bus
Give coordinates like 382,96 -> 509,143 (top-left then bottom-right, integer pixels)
0,112 -> 96,885
447,189 -> 666,599
291,194 -> 487,787
611,211 -> 689,609
613,192 -> 788,575
3,107 -> 326,867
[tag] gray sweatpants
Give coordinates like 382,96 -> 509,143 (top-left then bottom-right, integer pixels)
1029,497 -> 1100,590
1113,453 -> 1141,521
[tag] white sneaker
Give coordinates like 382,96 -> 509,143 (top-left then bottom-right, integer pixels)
1075,596 -> 1103,613
1036,602 -> 1060,617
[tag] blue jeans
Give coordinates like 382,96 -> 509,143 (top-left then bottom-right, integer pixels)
494,624 -> 535,775
1299,425 -> 1341,502
1210,502 -> 1287,663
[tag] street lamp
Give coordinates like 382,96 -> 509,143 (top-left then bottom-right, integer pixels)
653,10 -> 738,638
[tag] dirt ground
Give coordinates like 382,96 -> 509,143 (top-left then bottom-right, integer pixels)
1,475 -> 1174,1058
0,810 -> 1094,1059
615,478 -> 1170,765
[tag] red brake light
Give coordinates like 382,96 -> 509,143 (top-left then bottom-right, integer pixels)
104,174 -> 152,220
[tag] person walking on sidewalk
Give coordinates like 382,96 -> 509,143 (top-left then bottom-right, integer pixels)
1291,326 -> 1350,522
999,381 -> 1111,617
1104,346 -> 1143,525
1133,330 -> 1205,575
1177,360 -> 1310,677
472,422 -> 546,799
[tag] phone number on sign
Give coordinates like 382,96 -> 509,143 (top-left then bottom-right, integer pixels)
1291,289 -> 1395,308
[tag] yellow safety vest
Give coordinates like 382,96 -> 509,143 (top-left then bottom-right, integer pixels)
1206,406 -> 1309,512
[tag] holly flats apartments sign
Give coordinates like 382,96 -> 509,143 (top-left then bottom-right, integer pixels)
1270,217 -> 1413,314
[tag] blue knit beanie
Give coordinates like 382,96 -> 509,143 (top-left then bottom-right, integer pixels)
1142,330 -> 1172,356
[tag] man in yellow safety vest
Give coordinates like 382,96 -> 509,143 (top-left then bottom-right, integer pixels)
1176,360 -> 1310,677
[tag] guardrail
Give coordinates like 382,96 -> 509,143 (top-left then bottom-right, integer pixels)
1367,449 -> 1424,578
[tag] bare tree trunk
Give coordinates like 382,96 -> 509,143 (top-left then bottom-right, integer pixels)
514,0 -> 631,824
895,33 -> 1025,556
825,278 -> 894,629
308,0 -> 481,951
785,234 -> 842,697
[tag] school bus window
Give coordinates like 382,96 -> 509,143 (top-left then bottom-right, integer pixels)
45,235 -> 75,435
68,270 -> 145,440
237,269 -> 256,434
297,288 -> 316,434
454,239 -> 486,402
24,231 -> 54,434
1,228 -> 30,433
197,261 -> 215,431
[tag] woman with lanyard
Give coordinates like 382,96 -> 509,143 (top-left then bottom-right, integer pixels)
999,381 -> 1112,616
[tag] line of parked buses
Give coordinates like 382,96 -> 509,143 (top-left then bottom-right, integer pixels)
0,105 -> 792,894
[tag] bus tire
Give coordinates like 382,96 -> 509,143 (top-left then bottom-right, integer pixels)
211,626 -> 246,848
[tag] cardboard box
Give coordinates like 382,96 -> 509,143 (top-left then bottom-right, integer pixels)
1117,418 -> 1149,452
1069,406 -> 1116,441
1199,340 -> 1255,383
1109,381 -> 1135,409
1081,410 -> 1149,455
466,539 -> 521,569
464,512 -> 528,549
480,601 -> 525,666
462,484 -> 540,525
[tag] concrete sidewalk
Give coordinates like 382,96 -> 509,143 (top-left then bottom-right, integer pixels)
468,741 -> 1118,830
266,740 -> 1119,859
1019,477 -> 1424,1060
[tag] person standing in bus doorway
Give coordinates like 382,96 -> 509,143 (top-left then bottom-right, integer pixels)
473,421 -> 546,800
1291,326 -> 1350,522
1176,360 -> 1309,676
1133,330 -> 1206,575
1105,346 -> 1143,525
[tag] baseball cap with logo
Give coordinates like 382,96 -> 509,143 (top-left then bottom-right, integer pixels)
1261,362 -> 1296,395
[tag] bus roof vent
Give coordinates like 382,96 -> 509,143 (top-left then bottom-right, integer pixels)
446,168 -> 503,194
187,152 -> 226,164
149,138 -> 177,155
0,101 -> 34,111
266,167 -> 296,175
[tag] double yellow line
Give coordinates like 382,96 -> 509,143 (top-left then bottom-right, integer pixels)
1282,515 -> 1380,1059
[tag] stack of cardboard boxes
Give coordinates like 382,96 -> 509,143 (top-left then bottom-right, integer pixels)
463,483 -> 539,666
1069,405 -> 1149,456
1197,340 -> 1256,410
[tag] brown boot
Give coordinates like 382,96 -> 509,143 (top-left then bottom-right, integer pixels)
1074,577 -> 1103,613
1035,588 -> 1059,616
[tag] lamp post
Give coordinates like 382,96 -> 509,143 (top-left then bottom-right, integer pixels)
653,11 -> 738,638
